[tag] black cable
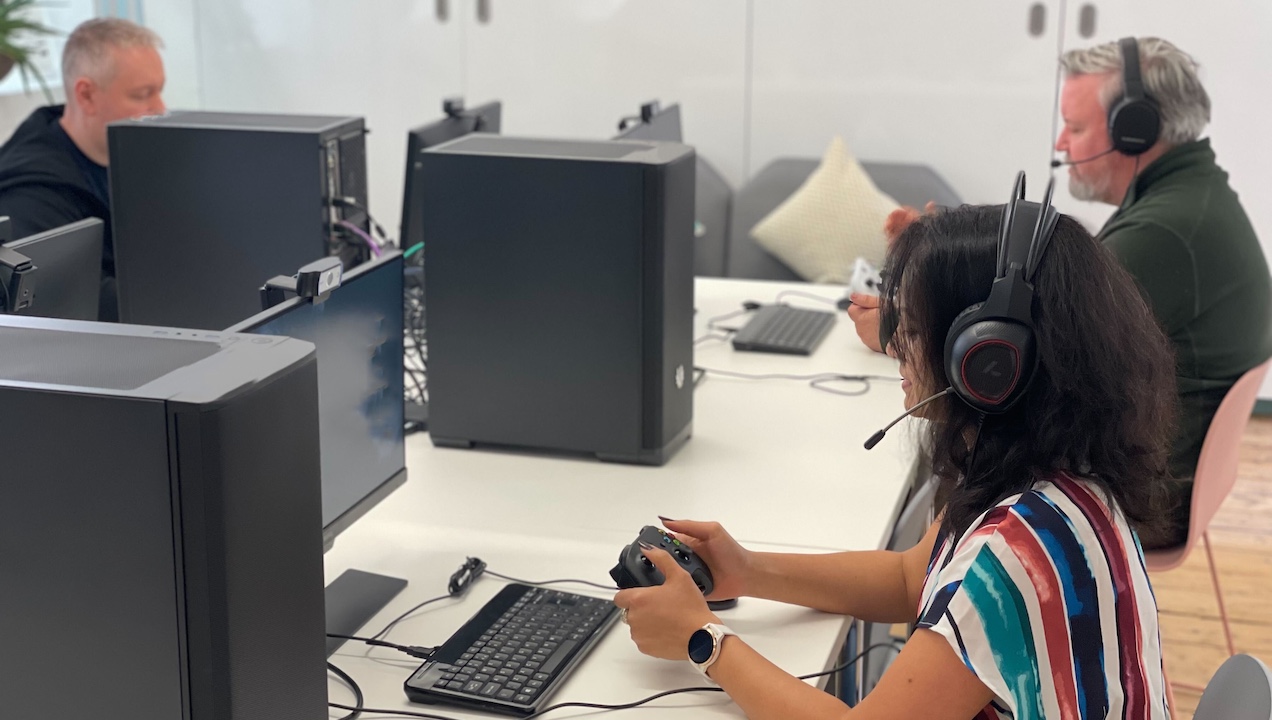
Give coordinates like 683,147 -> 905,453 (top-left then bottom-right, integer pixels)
695,366 -> 901,398
326,642 -> 900,720
483,570 -> 616,592
372,557 -> 488,641
448,556 -> 487,594
694,332 -> 735,346
328,661 -> 365,720
328,633 -> 436,660
370,592 -> 457,642
327,702 -> 457,720
706,306 -> 756,332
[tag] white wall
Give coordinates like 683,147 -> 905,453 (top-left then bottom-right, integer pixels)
0,88 -> 64,144
142,0 -> 202,110
127,1 -> 1272,402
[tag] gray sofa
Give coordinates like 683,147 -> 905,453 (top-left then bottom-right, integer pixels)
693,158 -> 962,281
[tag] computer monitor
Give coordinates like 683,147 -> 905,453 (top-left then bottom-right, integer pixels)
614,102 -> 683,143
227,249 -> 407,653
3,218 -> 103,321
228,250 -> 406,546
400,99 -> 503,253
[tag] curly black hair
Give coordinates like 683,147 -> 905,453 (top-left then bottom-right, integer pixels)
880,204 -> 1178,545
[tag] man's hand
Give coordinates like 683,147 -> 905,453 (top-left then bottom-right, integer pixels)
846,293 -> 884,353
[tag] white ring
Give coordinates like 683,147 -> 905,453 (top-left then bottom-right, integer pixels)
620,607 -> 630,625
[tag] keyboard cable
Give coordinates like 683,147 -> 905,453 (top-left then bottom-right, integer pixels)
326,642 -> 903,720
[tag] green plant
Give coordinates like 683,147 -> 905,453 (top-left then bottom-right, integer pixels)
0,0 -> 58,103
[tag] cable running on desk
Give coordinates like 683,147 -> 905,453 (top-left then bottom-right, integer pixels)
695,366 -> 901,397
326,642 -> 902,720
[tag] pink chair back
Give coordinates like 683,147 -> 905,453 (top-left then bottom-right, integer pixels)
1150,360 -> 1271,568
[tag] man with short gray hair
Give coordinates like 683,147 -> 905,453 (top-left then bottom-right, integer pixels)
1056,37 -> 1272,547
0,17 -> 166,320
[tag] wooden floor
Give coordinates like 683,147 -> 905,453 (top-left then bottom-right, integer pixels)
1151,416 -> 1272,719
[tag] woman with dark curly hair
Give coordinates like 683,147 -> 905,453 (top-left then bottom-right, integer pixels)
615,199 -> 1175,720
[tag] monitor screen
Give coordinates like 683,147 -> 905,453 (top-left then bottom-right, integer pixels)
5,218 -> 103,321
227,251 -> 406,546
614,103 -> 682,143
401,101 -> 502,253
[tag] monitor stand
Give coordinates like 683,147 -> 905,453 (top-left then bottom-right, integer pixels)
325,569 -> 409,657
405,400 -> 428,433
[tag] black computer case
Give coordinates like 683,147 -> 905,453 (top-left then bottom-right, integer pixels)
422,135 -> 695,465
109,111 -> 368,330
0,316 -> 327,720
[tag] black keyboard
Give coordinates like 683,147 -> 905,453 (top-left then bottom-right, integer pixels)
731,305 -> 836,355
404,584 -> 619,716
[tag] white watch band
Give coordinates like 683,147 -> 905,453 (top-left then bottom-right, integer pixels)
691,623 -> 737,680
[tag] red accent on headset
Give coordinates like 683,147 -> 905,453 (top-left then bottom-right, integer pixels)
959,339 -> 1022,406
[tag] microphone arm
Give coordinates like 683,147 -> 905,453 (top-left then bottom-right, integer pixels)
1050,147 -> 1116,168
864,387 -> 953,450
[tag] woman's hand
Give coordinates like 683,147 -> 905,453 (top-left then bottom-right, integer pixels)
658,517 -> 752,601
845,293 -> 884,353
614,545 -> 719,661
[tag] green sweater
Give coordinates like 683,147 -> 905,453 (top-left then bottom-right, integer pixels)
1100,139 -> 1272,480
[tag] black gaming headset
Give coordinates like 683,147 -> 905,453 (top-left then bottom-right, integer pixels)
1107,37 -> 1162,156
943,172 -> 1060,414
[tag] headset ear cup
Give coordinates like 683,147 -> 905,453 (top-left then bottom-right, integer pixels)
1108,99 -> 1162,156
945,302 -> 986,386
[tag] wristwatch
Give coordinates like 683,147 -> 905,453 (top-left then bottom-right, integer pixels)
687,623 -> 737,680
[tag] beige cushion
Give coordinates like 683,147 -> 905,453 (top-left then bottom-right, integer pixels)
750,137 -> 898,283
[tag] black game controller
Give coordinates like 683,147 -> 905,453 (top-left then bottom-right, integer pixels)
610,526 -> 713,594
610,526 -> 738,610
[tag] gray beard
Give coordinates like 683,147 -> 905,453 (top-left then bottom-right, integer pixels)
1067,173 -> 1109,203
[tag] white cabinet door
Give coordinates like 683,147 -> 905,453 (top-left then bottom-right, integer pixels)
194,0 -> 464,237
749,0 -> 1062,205
459,0 -> 749,186
1056,1 -> 1272,396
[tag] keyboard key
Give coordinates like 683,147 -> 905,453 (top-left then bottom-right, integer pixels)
410,584 -> 618,711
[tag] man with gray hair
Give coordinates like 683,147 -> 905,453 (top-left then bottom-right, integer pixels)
1057,37 -> 1272,547
0,17 -> 166,320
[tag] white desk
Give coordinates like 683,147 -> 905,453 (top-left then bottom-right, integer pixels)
383,278 -> 918,552
322,277 -> 921,717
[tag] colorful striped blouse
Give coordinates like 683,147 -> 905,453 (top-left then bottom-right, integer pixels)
916,476 -> 1169,720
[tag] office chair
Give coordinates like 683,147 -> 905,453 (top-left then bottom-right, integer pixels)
1193,654 -> 1272,720
1148,359 -> 1272,694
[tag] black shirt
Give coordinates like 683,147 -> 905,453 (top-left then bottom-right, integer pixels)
0,105 -> 114,318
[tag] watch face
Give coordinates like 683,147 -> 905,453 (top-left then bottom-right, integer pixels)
688,628 -> 715,664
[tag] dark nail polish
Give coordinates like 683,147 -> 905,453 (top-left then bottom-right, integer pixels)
638,541 -> 656,550
657,515 -> 677,523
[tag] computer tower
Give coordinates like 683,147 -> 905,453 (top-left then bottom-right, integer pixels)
109,111 -> 369,330
0,316 -> 327,720
422,135 -> 695,465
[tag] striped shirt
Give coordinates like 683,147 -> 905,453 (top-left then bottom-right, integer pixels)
916,476 -> 1168,720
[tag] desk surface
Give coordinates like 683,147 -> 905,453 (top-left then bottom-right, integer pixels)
381,277 -> 917,552
322,277 -> 920,717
